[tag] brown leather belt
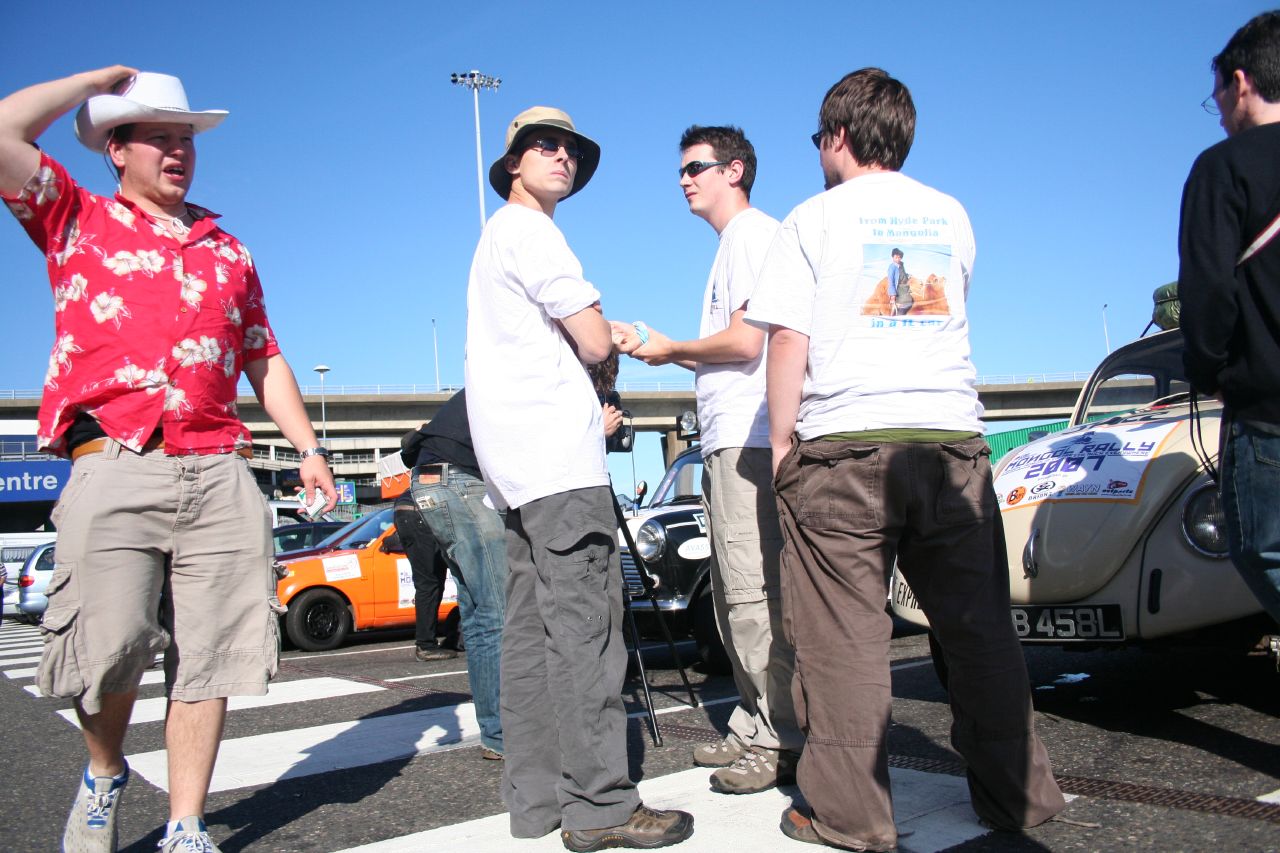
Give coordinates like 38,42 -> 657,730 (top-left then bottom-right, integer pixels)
70,435 -> 254,462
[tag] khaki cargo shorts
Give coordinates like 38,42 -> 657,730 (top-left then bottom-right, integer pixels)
38,440 -> 281,715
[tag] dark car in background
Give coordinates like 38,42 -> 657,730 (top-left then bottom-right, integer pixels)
273,521 -> 347,554
619,445 -> 729,672
275,508 -> 395,562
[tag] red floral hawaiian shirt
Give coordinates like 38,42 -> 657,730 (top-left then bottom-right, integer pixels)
3,152 -> 280,456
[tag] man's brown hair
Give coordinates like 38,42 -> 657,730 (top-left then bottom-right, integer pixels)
817,68 -> 915,172
679,125 -> 757,199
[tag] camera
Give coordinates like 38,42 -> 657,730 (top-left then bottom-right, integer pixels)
601,388 -> 634,454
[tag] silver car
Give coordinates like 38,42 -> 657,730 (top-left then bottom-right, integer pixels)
17,541 -> 56,622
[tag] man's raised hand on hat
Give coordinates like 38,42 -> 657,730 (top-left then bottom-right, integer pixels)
83,65 -> 141,96
0,65 -> 138,196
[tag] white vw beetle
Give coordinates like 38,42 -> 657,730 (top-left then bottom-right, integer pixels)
891,330 -> 1269,654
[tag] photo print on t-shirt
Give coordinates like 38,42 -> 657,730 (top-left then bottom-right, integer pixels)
859,243 -> 953,321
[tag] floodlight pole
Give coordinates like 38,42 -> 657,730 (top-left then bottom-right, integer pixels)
450,69 -> 501,231
313,364 -> 330,446
432,318 -> 441,391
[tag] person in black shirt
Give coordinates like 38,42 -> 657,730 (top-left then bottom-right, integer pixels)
400,390 -> 508,759
1179,10 -> 1280,627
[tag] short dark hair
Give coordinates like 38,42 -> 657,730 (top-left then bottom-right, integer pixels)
1213,11 -> 1280,102
106,124 -> 135,179
817,68 -> 915,172
679,125 -> 756,199
891,248 -> 903,258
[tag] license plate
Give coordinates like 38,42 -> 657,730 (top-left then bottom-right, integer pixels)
1011,605 -> 1124,642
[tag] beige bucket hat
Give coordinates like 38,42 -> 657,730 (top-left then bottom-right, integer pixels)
488,106 -> 600,201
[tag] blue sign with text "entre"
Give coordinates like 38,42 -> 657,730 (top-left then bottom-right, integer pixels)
0,460 -> 72,502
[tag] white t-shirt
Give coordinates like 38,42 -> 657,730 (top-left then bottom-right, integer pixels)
695,207 -> 778,457
464,204 -> 608,510
746,171 -> 984,439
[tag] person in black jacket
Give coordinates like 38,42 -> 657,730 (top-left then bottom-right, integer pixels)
399,389 -> 508,759
1179,10 -> 1280,626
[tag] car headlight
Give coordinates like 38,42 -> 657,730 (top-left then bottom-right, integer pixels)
1181,484 -> 1229,558
635,520 -> 667,563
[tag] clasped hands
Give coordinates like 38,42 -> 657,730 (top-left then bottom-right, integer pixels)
610,320 -> 676,366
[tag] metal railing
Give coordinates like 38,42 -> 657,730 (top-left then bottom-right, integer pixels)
0,371 -> 1094,404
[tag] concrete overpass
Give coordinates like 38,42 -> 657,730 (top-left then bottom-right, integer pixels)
0,374 -> 1089,486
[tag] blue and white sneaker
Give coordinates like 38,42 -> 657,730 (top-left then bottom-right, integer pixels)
157,816 -> 221,853
62,761 -> 130,852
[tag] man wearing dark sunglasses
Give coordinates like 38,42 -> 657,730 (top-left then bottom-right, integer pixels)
465,106 -> 694,851
614,125 -> 801,797
746,69 -> 1065,849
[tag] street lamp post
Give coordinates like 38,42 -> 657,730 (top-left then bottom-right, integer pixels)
313,364 -> 330,446
431,318 -> 441,391
1102,304 -> 1111,355
450,69 -> 501,231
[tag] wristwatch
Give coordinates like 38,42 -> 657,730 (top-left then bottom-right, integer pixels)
298,447 -> 330,461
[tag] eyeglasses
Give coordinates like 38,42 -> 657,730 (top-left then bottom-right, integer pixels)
811,131 -> 824,149
678,160 -> 728,179
1201,95 -> 1220,116
527,138 -> 583,160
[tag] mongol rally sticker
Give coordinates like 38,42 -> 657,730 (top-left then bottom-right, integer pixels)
994,419 -> 1181,508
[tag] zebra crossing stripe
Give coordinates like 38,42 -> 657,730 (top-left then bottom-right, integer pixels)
0,655 -> 42,666
128,701 -> 481,792
332,765 -> 987,852
53,677 -> 385,727
3,666 -> 37,678
0,648 -> 44,660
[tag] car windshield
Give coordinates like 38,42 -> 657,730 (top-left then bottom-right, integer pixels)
1074,332 -> 1192,426
317,507 -> 394,550
648,450 -> 704,509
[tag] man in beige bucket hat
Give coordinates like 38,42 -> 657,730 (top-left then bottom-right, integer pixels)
0,67 -> 336,853
465,106 -> 694,851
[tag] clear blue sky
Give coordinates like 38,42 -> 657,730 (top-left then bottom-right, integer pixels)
0,0 -> 1266,493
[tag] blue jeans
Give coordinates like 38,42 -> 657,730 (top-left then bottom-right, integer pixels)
410,465 -> 508,752
1222,420 -> 1280,624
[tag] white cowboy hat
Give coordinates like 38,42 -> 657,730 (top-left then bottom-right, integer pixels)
75,72 -> 228,152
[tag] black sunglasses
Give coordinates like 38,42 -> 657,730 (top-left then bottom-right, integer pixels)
811,131 -> 823,149
527,137 -> 583,160
679,160 -> 729,179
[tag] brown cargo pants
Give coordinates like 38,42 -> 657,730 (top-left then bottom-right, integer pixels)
774,435 -> 1064,851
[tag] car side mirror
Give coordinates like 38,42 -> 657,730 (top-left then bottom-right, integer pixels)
380,533 -> 404,554
635,480 -> 648,502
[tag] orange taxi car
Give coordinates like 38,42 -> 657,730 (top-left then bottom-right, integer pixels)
275,509 -> 457,651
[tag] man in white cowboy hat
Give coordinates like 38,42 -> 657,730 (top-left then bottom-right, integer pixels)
0,67 -> 336,853
465,106 -> 694,851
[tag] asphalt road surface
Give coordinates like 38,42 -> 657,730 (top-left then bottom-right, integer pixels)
1,616 -> 1277,852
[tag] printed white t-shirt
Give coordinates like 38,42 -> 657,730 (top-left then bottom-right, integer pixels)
695,207 -> 778,457
745,171 -> 984,439
464,204 -> 608,510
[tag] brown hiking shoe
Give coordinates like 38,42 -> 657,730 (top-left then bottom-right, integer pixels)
692,735 -> 747,768
709,747 -> 798,794
561,804 -> 694,851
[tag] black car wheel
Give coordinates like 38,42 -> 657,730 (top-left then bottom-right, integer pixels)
285,588 -> 352,652
692,584 -> 732,674
440,608 -> 465,651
